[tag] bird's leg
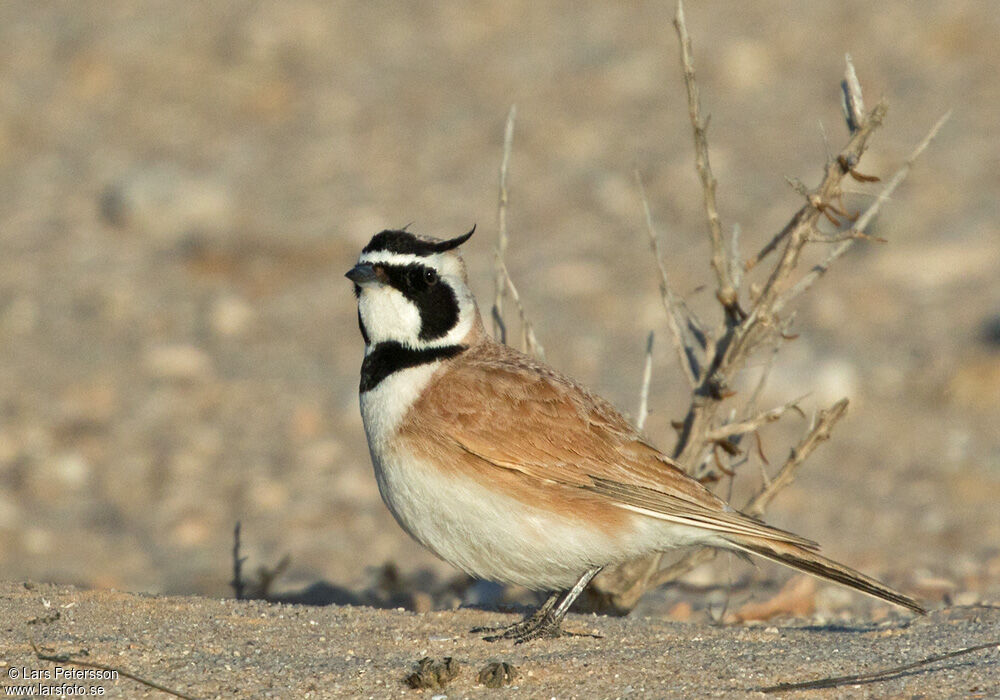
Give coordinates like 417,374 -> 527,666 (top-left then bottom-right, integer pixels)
472,590 -> 559,638
481,567 -> 602,643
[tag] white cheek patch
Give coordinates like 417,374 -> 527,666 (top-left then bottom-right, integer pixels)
358,285 -> 422,345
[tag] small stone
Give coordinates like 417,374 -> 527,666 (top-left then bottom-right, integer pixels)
667,601 -> 693,622
979,313 -> 1000,348
211,295 -> 255,337
144,344 -> 214,382
100,163 -> 234,248
410,591 -> 433,614
55,452 -> 90,488
953,591 -> 981,606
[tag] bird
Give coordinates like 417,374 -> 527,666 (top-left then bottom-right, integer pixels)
345,226 -> 925,643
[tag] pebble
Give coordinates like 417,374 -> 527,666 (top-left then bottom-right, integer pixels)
211,295 -> 255,337
100,163 -> 234,248
144,344 -> 214,381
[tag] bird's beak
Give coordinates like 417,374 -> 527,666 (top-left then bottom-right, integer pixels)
345,262 -> 378,285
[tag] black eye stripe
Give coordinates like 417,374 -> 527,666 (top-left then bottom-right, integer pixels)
375,262 -> 459,341
376,263 -> 432,292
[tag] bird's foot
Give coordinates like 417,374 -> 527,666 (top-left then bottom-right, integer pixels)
479,608 -> 564,644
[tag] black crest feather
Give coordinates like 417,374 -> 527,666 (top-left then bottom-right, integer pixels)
362,225 -> 475,256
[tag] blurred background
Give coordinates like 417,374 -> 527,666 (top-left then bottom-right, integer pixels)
1,1 -> 997,619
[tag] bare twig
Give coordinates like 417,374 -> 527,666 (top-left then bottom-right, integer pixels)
487,105 -> 544,359
761,640 -> 1000,693
745,314 -> 793,413
636,169 -> 702,386
673,0 -> 740,318
705,396 -> 806,442
496,256 -> 545,359
819,119 -> 833,163
673,98 -> 888,468
650,399 -> 843,589
775,110 -> 952,312
492,105 -> 517,343
231,521 -> 246,601
745,398 -> 848,517
747,99 -> 885,274
841,53 -> 865,134
636,331 -> 655,431
569,3 -> 940,615
647,547 -> 717,589
728,224 -> 743,291
32,642 -> 199,700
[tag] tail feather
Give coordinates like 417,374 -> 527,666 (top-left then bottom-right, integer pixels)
727,537 -> 926,615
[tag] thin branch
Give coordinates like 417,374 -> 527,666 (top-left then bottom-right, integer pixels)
761,640 -> 1000,693
673,0 -> 739,317
648,547 -> 717,589
745,398 -> 848,518
636,169 -> 702,386
754,100 -> 886,314
818,119 -> 832,163
775,110 -> 951,313
636,331 -> 655,431
492,105 -> 517,343
230,521 -> 246,601
803,230 -> 887,245
704,396 -> 806,442
671,99 -> 889,468
655,399 -> 844,588
746,99 -> 886,273
745,314 -> 793,413
496,256 -> 545,359
841,53 -> 865,134
728,224 -> 743,291
32,642 -> 199,700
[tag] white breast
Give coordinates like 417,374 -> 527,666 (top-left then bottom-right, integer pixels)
359,360 -> 440,455
358,356 -> 708,590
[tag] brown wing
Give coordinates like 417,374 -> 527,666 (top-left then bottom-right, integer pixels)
405,340 -> 817,549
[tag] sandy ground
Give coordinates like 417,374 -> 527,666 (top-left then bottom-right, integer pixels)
3,582 -> 999,699
1,0 -> 999,696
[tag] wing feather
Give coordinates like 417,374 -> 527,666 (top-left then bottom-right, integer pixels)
406,340 -> 817,550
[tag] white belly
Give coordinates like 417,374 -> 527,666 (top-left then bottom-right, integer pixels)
358,362 -> 703,590
370,444 -> 636,590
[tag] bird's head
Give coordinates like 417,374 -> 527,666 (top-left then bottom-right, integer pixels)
346,226 -> 479,349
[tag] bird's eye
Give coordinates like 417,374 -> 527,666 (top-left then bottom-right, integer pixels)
423,269 -> 438,286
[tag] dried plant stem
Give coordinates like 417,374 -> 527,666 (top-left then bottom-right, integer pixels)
775,110 -> 952,312
705,397 -> 805,442
647,547 -> 717,589
230,521 -> 246,601
575,7 -> 941,612
636,331 -> 655,431
636,170 -> 702,386
745,398 -> 848,517
673,98 -> 888,468
841,53 -> 865,134
761,640 -> 1000,693
674,0 -> 739,316
32,642 -> 198,700
492,105 -> 517,343
649,399 -> 847,590
496,256 -> 545,359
